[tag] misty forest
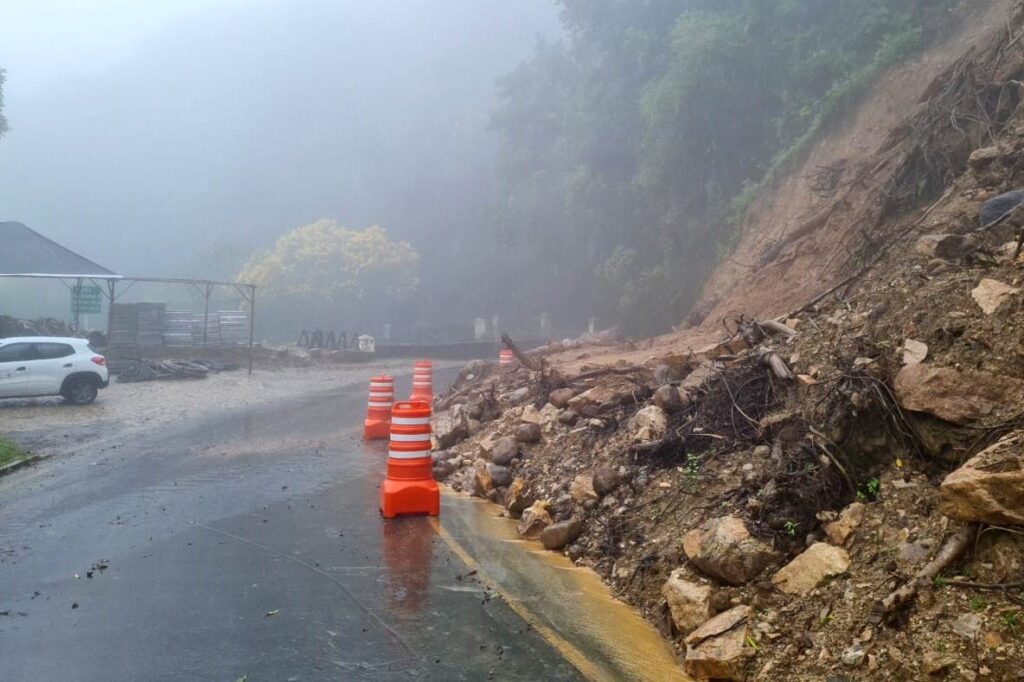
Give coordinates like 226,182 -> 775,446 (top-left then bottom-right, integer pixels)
1,0 -> 957,340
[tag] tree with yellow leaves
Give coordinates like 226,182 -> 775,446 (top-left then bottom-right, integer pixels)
238,220 -> 419,323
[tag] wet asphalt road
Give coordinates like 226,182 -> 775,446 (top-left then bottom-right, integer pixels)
0,373 -> 581,681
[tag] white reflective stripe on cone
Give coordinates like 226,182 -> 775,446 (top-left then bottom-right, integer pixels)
388,451 -> 432,460
370,382 -> 393,388
390,433 -> 431,442
412,381 -> 432,386
368,402 -> 393,408
392,416 -> 430,425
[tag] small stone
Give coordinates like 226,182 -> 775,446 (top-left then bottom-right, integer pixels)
822,502 -> 866,546
902,339 -> 928,366
592,467 -> 622,497
972,278 -> 1019,315
753,445 -> 770,457
540,517 -> 583,550
631,405 -> 667,443
922,650 -> 957,675
684,605 -> 752,681
570,475 -> 598,504
840,643 -> 865,667
515,422 -> 542,444
953,613 -> 982,640
504,478 -> 532,518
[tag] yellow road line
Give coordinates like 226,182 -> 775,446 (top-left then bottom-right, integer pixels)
432,519 -> 613,682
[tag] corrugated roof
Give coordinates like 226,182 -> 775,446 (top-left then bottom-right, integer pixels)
0,221 -> 121,278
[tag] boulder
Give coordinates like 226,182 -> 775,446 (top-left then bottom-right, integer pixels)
592,467 -> 622,497
653,385 -> 682,412
515,422 -> 542,444
567,379 -> 635,414
548,387 -> 576,409
491,436 -> 518,466
894,363 -> 1024,425
471,463 -> 493,498
914,233 -> 977,260
540,517 -> 584,550
980,188 -> 1024,227
684,605 -> 752,681
771,542 -> 850,596
683,516 -> 781,585
570,475 -> 598,504
504,478 -> 532,518
630,405 -> 667,443
516,501 -> 552,539
940,430 -> 1024,525
488,464 -> 513,489
968,145 -> 1002,169
662,569 -> 714,636
821,502 -> 866,546
436,405 -> 470,449
972,278 -> 1019,315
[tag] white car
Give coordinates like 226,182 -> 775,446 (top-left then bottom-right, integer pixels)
0,336 -> 109,404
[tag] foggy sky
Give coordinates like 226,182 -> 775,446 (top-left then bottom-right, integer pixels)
0,1 -> 560,278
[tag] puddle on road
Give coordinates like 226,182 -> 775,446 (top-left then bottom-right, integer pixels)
440,492 -> 691,682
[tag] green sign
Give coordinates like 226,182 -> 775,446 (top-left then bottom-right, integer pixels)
71,285 -> 103,314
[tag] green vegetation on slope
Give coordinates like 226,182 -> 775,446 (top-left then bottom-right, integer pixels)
490,0 -> 960,334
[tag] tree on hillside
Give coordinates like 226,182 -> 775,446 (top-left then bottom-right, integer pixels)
237,220 -> 419,328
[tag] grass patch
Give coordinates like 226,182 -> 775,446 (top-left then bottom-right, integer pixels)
0,436 -> 27,468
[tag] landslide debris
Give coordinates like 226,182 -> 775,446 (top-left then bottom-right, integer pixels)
430,8 -> 1024,677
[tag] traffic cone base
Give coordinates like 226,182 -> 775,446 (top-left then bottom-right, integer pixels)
380,478 -> 440,518
363,418 -> 391,440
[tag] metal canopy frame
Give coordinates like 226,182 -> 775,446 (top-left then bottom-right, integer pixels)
0,273 -> 257,375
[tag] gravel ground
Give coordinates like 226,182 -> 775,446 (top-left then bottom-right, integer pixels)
0,359 -> 460,454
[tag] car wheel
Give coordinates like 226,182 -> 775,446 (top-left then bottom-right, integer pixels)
63,377 -> 98,405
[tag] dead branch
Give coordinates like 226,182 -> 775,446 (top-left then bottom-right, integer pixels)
501,333 -> 541,372
761,319 -> 797,337
762,352 -> 795,380
873,523 -> 977,624
570,365 -> 647,382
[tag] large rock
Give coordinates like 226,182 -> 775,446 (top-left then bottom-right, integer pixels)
684,605 -> 752,681
436,406 -> 470,448
516,501 -> 552,539
972,278 -> 1019,315
567,379 -> 635,414
540,517 -> 583,550
771,542 -> 850,596
471,463 -> 493,498
491,436 -> 518,466
592,467 -> 622,497
488,464 -> 513,489
570,475 -> 599,504
940,430 -> 1024,525
914,233 -> 977,260
548,387 -> 577,409
504,478 -> 532,518
662,569 -> 713,636
980,187 -> 1024,227
683,516 -> 781,585
515,422 -> 542,444
894,363 -> 1024,425
630,405 -> 667,443
653,385 -> 683,412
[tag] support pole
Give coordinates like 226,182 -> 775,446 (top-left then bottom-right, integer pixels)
248,286 -> 256,376
73,278 -> 83,333
106,280 -> 117,351
203,283 -> 213,349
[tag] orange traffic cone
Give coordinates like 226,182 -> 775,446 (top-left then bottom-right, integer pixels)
380,401 -> 439,518
499,349 -> 514,366
363,375 -> 394,440
409,360 -> 433,402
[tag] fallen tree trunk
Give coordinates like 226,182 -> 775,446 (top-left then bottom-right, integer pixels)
873,523 -> 977,624
501,334 -> 541,372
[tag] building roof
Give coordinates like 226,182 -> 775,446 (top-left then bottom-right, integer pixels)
0,221 -> 121,279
